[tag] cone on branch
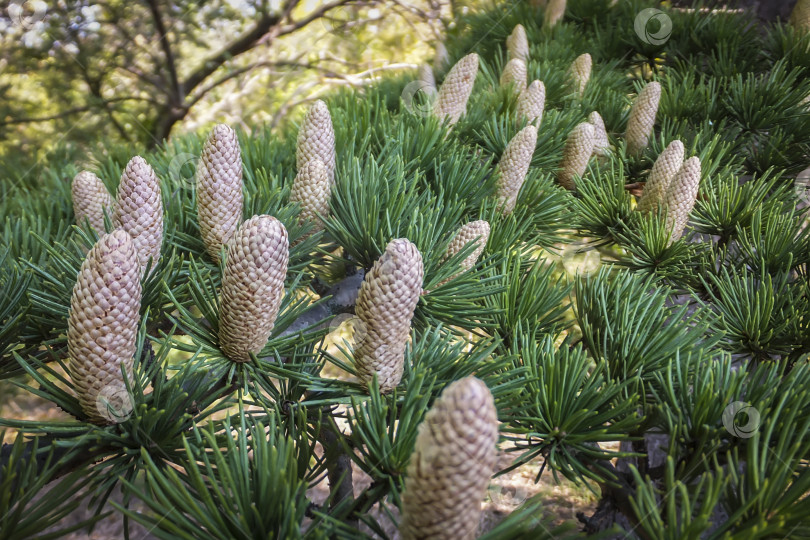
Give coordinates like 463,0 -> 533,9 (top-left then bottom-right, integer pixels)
400,376 -> 499,540
68,229 -> 141,425
113,156 -> 164,277
626,81 -> 662,157
517,80 -> 545,127
433,53 -> 479,126
296,100 -> 336,185
558,122 -> 595,190
791,0 -> 810,32
196,124 -> 244,263
418,63 -> 436,92
506,24 -> 529,62
289,158 -> 331,237
439,220 -> 490,286
354,238 -> 423,393
218,215 -> 289,363
434,41 -> 450,73
589,111 -> 610,157
636,140 -> 685,214
545,0 -> 566,28
500,58 -> 527,94
663,156 -> 701,244
568,53 -> 591,97
495,126 -> 538,213
72,171 -> 113,232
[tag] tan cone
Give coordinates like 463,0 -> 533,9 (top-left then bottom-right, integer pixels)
196,124 -> 244,263
400,376 -> 499,540
791,0 -> 810,31
290,158 -> 331,236
663,156 -> 701,244
500,58 -> 527,94
218,215 -> 289,362
439,220 -> 490,286
354,239 -> 423,393
545,0 -> 566,28
72,171 -> 113,232
296,100 -> 336,185
568,53 -> 592,97
433,53 -> 479,126
626,81 -> 661,157
507,24 -> 529,62
558,122 -> 595,190
495,126 -> 538,213
589,111 -> 610,157
418,63 -> 436,91
113,156 -> 164,277
636,140 -> 684,214
434,41 -> 450,73
517,80 -> 545,127
68,229 -> 141,425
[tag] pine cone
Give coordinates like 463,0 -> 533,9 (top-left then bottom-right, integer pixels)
568,53 -> 592,97
589,111 -> 610,157
495,126 -> 538,213
296,100 -> 336,185
517,80 -> 545,127
506,24 -> 529,63
218,215 -> 289,362
500,58 -> 527,94
544,0 -> 566,28
290,158 -> 331,236
439,220 -> 490,286
791,0 -> 810,31
113,156 -> 164,277
434,41 -> 450,73
196,124 -> 244,263
72,171 -> 113,232
418,63 -> 436,92
558,122 -> 595,190
354,238 -> 423,393
626,81 -> 661,157
663,156 -> 701,244
68,229 -> 141,425
433,53 -> 479,126
400,376 -> 499,540
636,140 -> 684,214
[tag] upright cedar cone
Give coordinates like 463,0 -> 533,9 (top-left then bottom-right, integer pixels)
636,140 -> 685,214
500,58 -> 527,94
433,53 -> 479,126
290,158 -> 331,236
544,0 -> 566,28
113,156 -> 164,276
517,80 -> 545,127
68,230 -> 141,425
506,24 -> 529,62
495,126 -> 538,213
439,220 -> 490,286
418,63 -> 436,92
589,111 -> 610,157
626,81 -> 662,157
218,215 -> 289,362
434,41 -> 450,73
568,53 -> 592,97
296,100 -> 336,185
196,124 -> 244,262
72,171 -> 113,232
663,156 -> 701,244
558,122 -> 595,190
791,0 -> 810,31
400,377 -> 499,540
354,239 -> 423,393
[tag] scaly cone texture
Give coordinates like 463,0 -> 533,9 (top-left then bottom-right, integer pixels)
290,158 -> 331,237
500,58 -> 527,94
636,140 -> 685,214
218,215 -> 289,362
495,126 -> 538,213
418,63 -> 436,92
568,53 -> 592,97
196,124 -> 244,263
663,156 -> 701,244
434,41 -> 449,73
439,220 -> 490,286
72,171 -> 113,232
506,24 -> 529,62
558,122 -> 595,190
544,0 -> 566,28
626,81 -> 662,157
517,80 -> 545,127
589,111 -> 610,157
68,230 -> 141,425
354,239 -> 423,393
791,0 -> 810,31
296,100 -> 336,185
399,377 -> 499,540
433,53 -> 479,126
113,156 -> 164,277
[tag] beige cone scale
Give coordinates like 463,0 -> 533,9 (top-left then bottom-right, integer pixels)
418,63 -> 436,92
500,58 -> 527,94
568,53 -> 592,97
545,0 -> 566,28
296,100 -> 336,185
791,0 -> 810,31
558,122 -> 595,190
68,230 -> 141,425
589,111 -> 610,157
290,158 -> 331,236
434,41 -> 450,73
626,81 -> 662,157
495,126 -> 538,213
218,215 -> 289,362
400,376 -> 499,540
72,171 -> 113,232
113,156 -> 164,277
196,124 -> 244,263
354,238 -> 423,393
664,156 -> 701,244
439,220 -> 490,286
506,24 -> 529,63
517,80 -> 545,127
636,140 -> 685,214
433,53 -> 479,126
